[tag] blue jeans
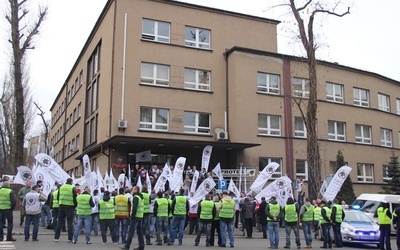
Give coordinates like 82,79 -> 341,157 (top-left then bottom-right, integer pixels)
332,222 -> 343,247
169,215 -> 186,244
220,218 -> 234,247
195,220 -> 212,245
100,219 -> 117,243
156,216 -> 170,244
54,206 -> 74,241
285,223 -> 300,247
302,221 -> 313,246
125,217 -> 144,249
41,204 -> 51,227
149,214 -> 156,237
73,215 -> 92,243
142,213 -> 151,243
91,213 -> 99,236
321,223 -> 332,247
24,213 -> 40,240
268,221 -> 279,248
115,217 -> 128,244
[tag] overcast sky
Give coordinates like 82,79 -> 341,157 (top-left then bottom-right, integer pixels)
1,0 -> 399,136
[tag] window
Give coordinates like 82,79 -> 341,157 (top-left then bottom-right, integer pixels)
184,68 -> 211,91
86,43 -> 100,117
328,120 -> 346,141
380,128 -> 392,147
353,88 -> 369,107
293,78 -> 310,98
378,93 -> 390,112
326,82 -> 344,103
142,19 -> 170,43
258,114 -> 281,136
185,26 -> 210,49
294,116 -> 306,138
357,163 -> 374,182
88,43 -> 101,82
141,63 -> 169,86
184,112 -> 210,134
397,99 -> 400,115
383,165 -> 391,182
259,157 -> 282,179
257,72 -> 280,94
140,107 -> 169,131
355,124 -> 371,144
296,160 -> 308,181
84,115 -> 97,147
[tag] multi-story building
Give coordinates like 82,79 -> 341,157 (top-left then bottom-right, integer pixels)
50,0 -> 400,195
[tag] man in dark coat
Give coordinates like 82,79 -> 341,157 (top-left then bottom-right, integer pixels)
258,197 -> 268,239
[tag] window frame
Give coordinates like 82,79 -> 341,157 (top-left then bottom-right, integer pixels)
184,26 -> 211,49
378,93 -> 390,112
184,111 -> 211,134
294,116 -> 306,138
139,107 -> 169,131
257,72 -> 280,95
142,18 -> 170,43
380,128 -> 393,147
382,165 -> 391,182
140,62 -> 170,86
258,114 -> 281,136
296,159 -> 308,181
293,77 -> 310,98
355,124 -> 372,144
357,163 -> 374,183
326,82 -> 344,103
353,87 -> 369,107
184,68 -> 211,91
328,120 -> 346,141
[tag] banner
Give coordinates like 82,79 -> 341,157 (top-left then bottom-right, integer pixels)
276,183 -> 294,207
104,171 -> 110,190
322,165 -> 352,201
201,145 -> 213,172
190,170 -> 200,194
250,162 -> 280,193
34,153 -> 70,184
154,163 -> 169,193
109,170 -> 117,191
255,176 -> 292,203
14,166 -> 36,185
319,179 -> 328,197
85,171 -> 97,193
34,165 -> 55,198
228,178 -> 240,198
136,174 -> 143,190
135,150 -> 151,163
82,154 -> 91,177
212,163 -> 223,181
170,157 -> 186,192
191,176 -> 216,205
118,173 -> 126,188
146,170 -> 152,192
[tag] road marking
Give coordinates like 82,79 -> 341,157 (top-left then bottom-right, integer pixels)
0,241 -> 16,249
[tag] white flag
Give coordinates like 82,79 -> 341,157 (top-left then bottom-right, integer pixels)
136,174 -> 143,190
109,170 -> 117,191
212,163 -> 223,181
250,162 -> 280,193
154,163 -> 169,193
320,179 -> 328,196
228,178 -> 240,198
201,145 -> 213,172
276,183 -> 294,207
255,176 -> 292,202
104,171 -> 110,191
135,150 -> 151,163
82,154 -> 91,177
170,157 -> 186,192
34,165 -> 55,198
145,170 -> 152,192
14,166 -> 36,185
118,173 -> 126,188
127,164 -> 132,187
34,153 -> 70,184
86,171 -> 97,193
190,170 -> 200,194
191,176 -> 216,204
322,165 -> 352,201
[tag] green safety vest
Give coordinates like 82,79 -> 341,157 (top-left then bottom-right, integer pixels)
174,196 -> 187,215
333,204 -> 343,223
134,194 -> 144,218
115,194 -> 129,217
320,206 -> 331,224
99,199 -> 115,220
59,184 -> 74,206
219,199 -> 234,219
76,193 -> 92,216
52,190 -> 59,209
156,198 -> 168,217
142,192 -> 150,214
267,203 -> 280,221
302,204 -> 314,222
0,188 -> 12,210
200,200 -> 214,220
285,204 -> 298,222
314,206 -> 321,221
214,201 -> 220,220
377,207 -> 391,225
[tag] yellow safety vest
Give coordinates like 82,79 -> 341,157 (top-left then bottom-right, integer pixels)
200,200 -> 214,220
0,188 -> 12,210
52,190 -> 59,209
219,199 -> 234,219
267,203 -> 280,221
156,198 -> 168,217
285,204 -> 298,222
99,199 -> 115,220
59,184 -> 74,206
377,207 -> 391,225
76,194 -> 92,216
173,196 -> 187,215
142,192 -> 150,214
333,204 -> 343,223
115,195 -> 129,217
320,206 -> 331,224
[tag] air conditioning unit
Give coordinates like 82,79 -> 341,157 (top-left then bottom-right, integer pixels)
217,131 -> 228,141
118,119 -> 128,129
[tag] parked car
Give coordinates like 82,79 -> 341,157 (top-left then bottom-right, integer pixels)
317,209 -> 380,248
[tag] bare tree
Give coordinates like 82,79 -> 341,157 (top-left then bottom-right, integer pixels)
286,0 -> 350,199
34,102 -> 49,154
4,0 -> 47,170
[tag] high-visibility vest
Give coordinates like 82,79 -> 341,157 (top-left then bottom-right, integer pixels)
267,203 -> 280,221
156,198 -> 168,217
285,204 -> 298,222
377,207 -> 391,225
200,200 -> 214,220
59,184 -> 74,206
134,195 -> 144,219
219,199 -> 234,219
214,201 -> 220,220
115,194 -> 129,217
99,199 -> 115,220
76,193 -> 92,216
173,196 -> 187,215
302,204 -> 314,222
52,190 -> 59,209
333,204 -> 343,223
319,206 -> 331,224
0,188 -> 12,210
314,206 -> 322,221
142,192 -> 150,214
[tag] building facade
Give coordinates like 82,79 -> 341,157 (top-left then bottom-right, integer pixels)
50,0 -> 400,195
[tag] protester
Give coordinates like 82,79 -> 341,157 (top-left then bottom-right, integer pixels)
73,187 -> 95,244
141,185 -> 152,246
54,178 -> 77,242
121,186 -> 144,250
169,188 -> 188,246
331,198 -> 345,248
266,196 -> 282,249
188,192 -> 199,235
258,197 -> 268,239
283,197 -> 301,249
99,191 -> 118,244
319,200 -> 332,249
299,197 -> 314,248
377,200 -> 392,250
0,181 -> 16,241
242,197 -> 256,238
210,195 -> 221,247
217,191 -> 235,248
392,199 -> 400,250
153,191 -> 170,246
115,187 -> 130,244
91,189 -> 100,236
22,185 -> 47,241
17,181 -> 31,227
194,193 -> 215,247
313,199 -> 321,239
